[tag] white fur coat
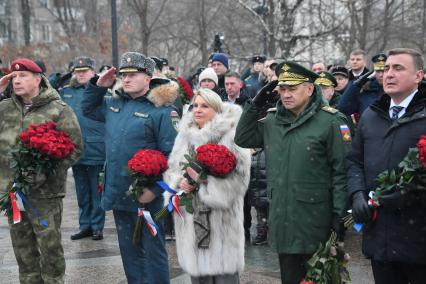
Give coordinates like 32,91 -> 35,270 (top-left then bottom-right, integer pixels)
163,103 -> 251,277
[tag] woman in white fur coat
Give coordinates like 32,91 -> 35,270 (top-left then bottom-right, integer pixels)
163,88 -> 251,284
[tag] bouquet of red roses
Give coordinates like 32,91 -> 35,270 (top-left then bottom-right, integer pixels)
301,232 -> 351,284
0,121 -> 75,225
176,76 -> 194,105
344,135 -> 426,229
156,144 -> 237,218
127,149 -> 168,244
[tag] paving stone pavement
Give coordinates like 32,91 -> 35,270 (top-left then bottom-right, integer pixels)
0,170 -> 374,283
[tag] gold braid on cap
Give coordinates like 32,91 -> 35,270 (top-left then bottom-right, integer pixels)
315,77 -> 334,87
278,71 -> 310,84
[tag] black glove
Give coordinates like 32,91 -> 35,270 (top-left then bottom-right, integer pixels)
331,215 -> 345,241
59,72 -> 72,84
351,191 -> 372,223
252,80 -> 278,108
353,70 -> 374,88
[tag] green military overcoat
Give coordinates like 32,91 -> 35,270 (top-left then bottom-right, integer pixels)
235,86 -> 350,254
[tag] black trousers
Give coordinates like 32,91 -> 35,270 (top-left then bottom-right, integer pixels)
278,253 -> 311,284
243,193 -> 251,240
371,259 -> 426,284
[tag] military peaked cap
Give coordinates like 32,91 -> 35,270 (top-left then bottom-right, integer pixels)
372,53 -> 387,71
252,55 -> 267,64
330,66 -> 349,78
275,61 -> 319,86
315,71 -> 337,87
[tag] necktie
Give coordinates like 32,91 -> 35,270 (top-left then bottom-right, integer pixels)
391,106 -> 403,120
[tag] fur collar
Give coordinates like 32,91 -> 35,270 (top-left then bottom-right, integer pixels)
177,103 -> 243,146
111,78 -> 179,107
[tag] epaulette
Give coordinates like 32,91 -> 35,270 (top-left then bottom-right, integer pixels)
267,107 -> 277,112
321,105 -> 338,114
257,116 -> 267,123
59,101 -> 67,106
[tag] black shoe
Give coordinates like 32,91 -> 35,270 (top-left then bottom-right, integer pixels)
252,234 -> 267,245
245,232 -> 251,243
92,230 -> 104,240
70,229 -> 92,240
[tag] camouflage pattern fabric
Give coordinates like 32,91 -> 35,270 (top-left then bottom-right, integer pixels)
0,75 -> 82,283
0,75 -> 83,197
8,198 -> 65,284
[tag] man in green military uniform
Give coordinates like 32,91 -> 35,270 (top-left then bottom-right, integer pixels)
235,61 -> 350,284
315,71 -> 340,107
0,58 -> 82,283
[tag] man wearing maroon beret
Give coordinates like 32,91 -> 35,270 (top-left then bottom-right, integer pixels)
0,58 -> 83,283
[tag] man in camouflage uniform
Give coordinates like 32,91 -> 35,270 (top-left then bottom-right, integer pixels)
0,58 -> 82,284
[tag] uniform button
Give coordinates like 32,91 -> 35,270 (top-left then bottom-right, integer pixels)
306,146 -> 311,151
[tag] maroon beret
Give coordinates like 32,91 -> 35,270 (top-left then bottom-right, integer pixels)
10,58 -> 43,73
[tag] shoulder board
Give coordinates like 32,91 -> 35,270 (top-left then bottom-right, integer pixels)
321,105 -> 338,114
267,107 -> 277,112
257,116 -> 267,123
58,100 -> 67,106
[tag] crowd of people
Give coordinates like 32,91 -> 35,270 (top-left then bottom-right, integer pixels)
0,46 -> 425,284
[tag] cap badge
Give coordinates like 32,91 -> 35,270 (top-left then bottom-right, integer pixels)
282,64 -> 290,72
319,72 -> 326,77
378,55 -> 385,61
127,57 -> 131,63
79,60 -> 83,64
15,64 -> 20,70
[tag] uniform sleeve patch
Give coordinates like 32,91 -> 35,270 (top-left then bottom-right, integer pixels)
171,110 -> 180,131
340,124 -> 351,141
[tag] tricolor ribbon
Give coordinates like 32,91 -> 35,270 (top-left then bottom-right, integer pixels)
156,180 -> 184,217
138,208 -> 158,237
367,191 -> 379,222
352,191 -> 380,232
10,192 -> 22,224
16,191 -> 49,228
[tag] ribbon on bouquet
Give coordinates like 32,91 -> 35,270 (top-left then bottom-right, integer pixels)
138,208 -> 159,237
15,190 -> 49,228
10,192 -> 22,224
367,191 -> 379,221
352,191 -> 379,232
156,181 -> 184,217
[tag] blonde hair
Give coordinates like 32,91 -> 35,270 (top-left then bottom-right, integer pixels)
192,88 -> 223,113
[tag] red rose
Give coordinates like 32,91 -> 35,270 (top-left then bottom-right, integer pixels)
128,149 -> 168,178
196,144 -> 237,177
417,136 -> 426,168
19,132 -> 30,144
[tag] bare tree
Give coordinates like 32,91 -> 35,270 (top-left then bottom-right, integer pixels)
126,0 -> 168,54
20,0 -> 31,46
